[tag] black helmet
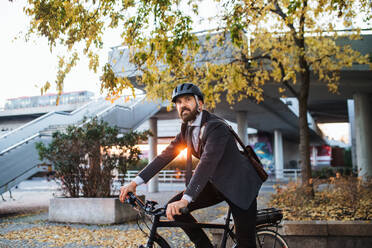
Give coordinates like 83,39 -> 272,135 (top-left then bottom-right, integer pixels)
171,83 -> 204,103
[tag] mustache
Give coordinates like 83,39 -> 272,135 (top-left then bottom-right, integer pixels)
181,107 -> 191,114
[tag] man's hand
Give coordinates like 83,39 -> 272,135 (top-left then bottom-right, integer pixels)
119,181 -> 137,203
166,199 -> 189,221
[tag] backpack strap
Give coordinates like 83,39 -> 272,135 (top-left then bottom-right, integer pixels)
201,116 -> 268,182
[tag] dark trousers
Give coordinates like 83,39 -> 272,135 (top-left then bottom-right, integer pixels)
167,182 -> 257,248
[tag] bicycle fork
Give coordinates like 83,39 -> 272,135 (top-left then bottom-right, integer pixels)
145,215 -> 161,248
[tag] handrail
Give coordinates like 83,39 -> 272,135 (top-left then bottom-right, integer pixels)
0,99 -> 110,147
78,94 -> 146,127
127,94 -> 147,110
0,93 -> 150,156
0,111 -> 56,140
76,103 -> 118,128
70,99 -> 97,114
0,98 -> 107,141
0,132 -> 42,156
0,162 -> 46,189
0,109 -> 80,141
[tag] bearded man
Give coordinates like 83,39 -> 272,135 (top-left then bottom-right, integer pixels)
120,83 -> 262,248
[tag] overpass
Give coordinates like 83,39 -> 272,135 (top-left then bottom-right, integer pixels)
109,33 -> 372,183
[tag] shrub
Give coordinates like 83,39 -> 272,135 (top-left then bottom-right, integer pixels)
269,176 -> 372,220
312,166 -> 354,179
127,159 -> 148,170
344,148 -> 353,168
36,117 -> 149,197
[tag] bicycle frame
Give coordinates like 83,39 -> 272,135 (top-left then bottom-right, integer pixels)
146,207 -> 236,248
126,192 -> 286,248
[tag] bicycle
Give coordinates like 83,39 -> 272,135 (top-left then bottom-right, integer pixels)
125,192 -> 289,248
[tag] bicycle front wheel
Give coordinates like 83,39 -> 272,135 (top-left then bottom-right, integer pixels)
148,233 -> 171,248
256,229 -> 289,248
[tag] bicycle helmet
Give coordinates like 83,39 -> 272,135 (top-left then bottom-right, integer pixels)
171,83 -> 204,103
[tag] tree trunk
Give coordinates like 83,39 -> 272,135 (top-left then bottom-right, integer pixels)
299,69 -> 314,197
87,144 -> 102,197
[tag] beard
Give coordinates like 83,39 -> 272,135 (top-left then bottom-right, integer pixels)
179,106 -> 199,123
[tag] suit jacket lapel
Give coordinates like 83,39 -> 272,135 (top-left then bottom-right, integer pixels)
200,110 -> 209,126
184,111 -> 211,170
193,110 -> 210,158
181,122 -> 187,142
185,125 -> 195,186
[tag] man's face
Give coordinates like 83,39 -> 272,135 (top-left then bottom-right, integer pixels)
175,94 -> 203,122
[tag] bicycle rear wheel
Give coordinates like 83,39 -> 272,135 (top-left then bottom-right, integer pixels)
256,229 -> 289,248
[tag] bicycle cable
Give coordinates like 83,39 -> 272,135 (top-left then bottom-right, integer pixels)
136,209 -> 156,239
144,214 -> 154,232
137,211 -> 150,237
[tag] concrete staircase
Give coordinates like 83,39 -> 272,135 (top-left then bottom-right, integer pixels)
0,95 -> 161,195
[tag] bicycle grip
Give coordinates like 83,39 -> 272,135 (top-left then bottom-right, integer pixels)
180,207 -> 189,215
124,192 -> 136,205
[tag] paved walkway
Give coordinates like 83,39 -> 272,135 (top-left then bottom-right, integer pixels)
0,178 -> 277,247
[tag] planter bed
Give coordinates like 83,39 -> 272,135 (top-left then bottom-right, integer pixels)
48,196 -> 144,224
281,220 -> 372,248
211,219 -> 372,248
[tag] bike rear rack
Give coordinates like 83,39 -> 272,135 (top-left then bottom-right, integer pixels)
256,208 -> 283,226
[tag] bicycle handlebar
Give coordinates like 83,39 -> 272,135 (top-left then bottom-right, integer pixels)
125,192 -> 189,216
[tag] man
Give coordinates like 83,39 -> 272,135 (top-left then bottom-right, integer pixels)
120,83 -> 263,248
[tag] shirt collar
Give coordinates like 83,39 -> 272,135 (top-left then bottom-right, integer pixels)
189,111 -> 203,127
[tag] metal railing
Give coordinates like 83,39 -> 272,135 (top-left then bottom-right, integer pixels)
271,169 -> 302,181
0,133 -> 41,156
119,169 -> 302,184
118,170 -> 188,184
0,95 -> 151,155
0,99 -> 111,152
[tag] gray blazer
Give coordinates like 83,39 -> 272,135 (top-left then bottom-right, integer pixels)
138,110 -> 262,210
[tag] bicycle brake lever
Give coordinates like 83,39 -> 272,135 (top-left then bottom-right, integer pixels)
180,207 -> 189,215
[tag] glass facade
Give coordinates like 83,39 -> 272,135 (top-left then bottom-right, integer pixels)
4,91 -> 94,110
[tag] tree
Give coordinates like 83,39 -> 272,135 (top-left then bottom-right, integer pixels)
25,0 -> 371,193
198,0 -> 372,194
36,117 -> 149,197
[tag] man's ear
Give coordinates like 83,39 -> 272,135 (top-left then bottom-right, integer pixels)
198,100 -> 204,111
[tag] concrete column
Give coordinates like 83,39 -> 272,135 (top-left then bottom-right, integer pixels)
236,111 -> 248,146
347,99 -> 357,170
311,146 -> 317,167
147,117 -> 158,193
274,130 -> 284,179
353,93 -> 372,179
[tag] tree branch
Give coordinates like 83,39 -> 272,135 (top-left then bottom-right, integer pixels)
299,0 -> 307,41
270,0 -> 301,47
308,54 -> 333,66
282,79 -> 300,99
236,51 -> 300,99
274,58 -> 300,98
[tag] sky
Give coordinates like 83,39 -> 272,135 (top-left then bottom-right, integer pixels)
318,123 -> 350,144
0,1 -> 219,108
0,1 -> 354,142
0,1 -> 124,107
